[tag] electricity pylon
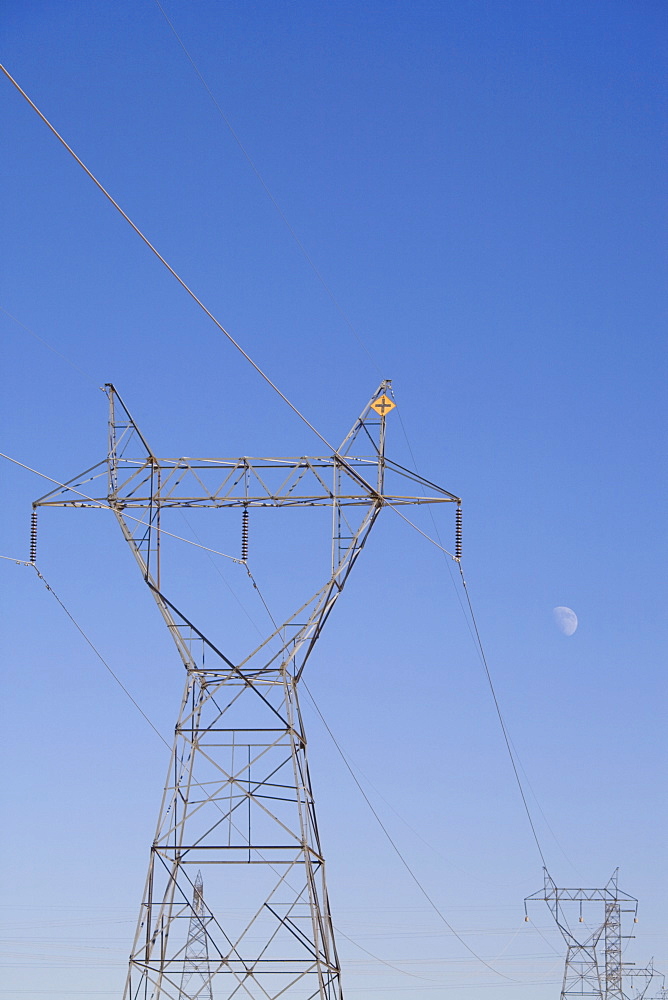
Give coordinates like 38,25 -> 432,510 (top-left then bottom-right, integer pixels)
525,869 -> 638,999
179,872 -> 213,1000
35,382 -> 459,999
627,960 -> 666,1000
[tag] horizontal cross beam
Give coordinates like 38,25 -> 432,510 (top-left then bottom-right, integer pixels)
34,456 -> 460,510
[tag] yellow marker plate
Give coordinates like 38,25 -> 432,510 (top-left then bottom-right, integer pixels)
370,394 -> 396,416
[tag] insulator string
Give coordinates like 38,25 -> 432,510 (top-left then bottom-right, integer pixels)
455,502 -> 462,562
241,507 -> 249,562
29,509 -> 38,564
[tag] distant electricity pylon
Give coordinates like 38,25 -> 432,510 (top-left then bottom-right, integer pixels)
525,869 -> 639,999
179,872 -> 213,1000
35,382 -> 459,998
627,960 -> 667,1000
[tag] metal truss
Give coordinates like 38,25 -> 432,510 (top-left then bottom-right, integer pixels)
35,382 -> 458,999
180,872 -> 213,1000
525,869 -> 639,1000
627,960 -> 667,1000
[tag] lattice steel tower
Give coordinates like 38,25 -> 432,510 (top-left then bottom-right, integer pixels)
35,382 -> 459,999
525,869 -> 639,1000
627,960 -> 667,1000
180,872 -> 213,1000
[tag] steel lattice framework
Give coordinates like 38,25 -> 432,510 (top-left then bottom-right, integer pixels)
35,382 -> 459,999
180,872 -> 213,1000
525,869 -> 639,1000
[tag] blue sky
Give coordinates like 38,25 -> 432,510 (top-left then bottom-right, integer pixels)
1,2 -> 666,997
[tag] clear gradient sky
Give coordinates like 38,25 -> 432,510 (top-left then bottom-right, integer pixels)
1,2 -> 666,998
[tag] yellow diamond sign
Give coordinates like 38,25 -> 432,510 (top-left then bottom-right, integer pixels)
370,394 -> 396,416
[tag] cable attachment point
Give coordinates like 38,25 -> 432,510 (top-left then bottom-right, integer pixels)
29,508 -> 38,564
455,503 -> 462,562
241,506 -> 249,562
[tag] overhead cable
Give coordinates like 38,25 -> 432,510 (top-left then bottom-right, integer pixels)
0,62 -> 334,454
21,553 -> 429,983
392,397 -> 580,884
457,562 -> 549,870
28,563 -> 168,747
0,304 -> 99,387
392,410 -> 550,868
0,451 -> 240,562
303,681 -> 518,983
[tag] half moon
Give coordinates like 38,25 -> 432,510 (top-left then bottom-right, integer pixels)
553,606 -> 578,636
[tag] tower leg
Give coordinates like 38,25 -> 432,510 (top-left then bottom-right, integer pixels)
123,666 -> 343,999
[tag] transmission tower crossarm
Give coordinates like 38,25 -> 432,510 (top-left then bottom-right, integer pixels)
33,384 -> 458,512
526,869 -> 638,906
33,458 -> 456,507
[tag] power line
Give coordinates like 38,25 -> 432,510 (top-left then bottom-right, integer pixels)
169,518 -> 516,981
302,680 -> 519,983
4,473 -> 552,985
18,512 -> 519,986
206,559 -> 544,977
392,400 -> 555,876
0,450 -> 240,562
0,62 -> 334,454
28,563 -> 169,747
11,558 -> 446,987
333,925 -> 440,984
178,511 -> 279,643
457,562 -> 548,869
0,305 -> 100,387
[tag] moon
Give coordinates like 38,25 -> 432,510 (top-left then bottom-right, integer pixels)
553,606 -> 578,636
